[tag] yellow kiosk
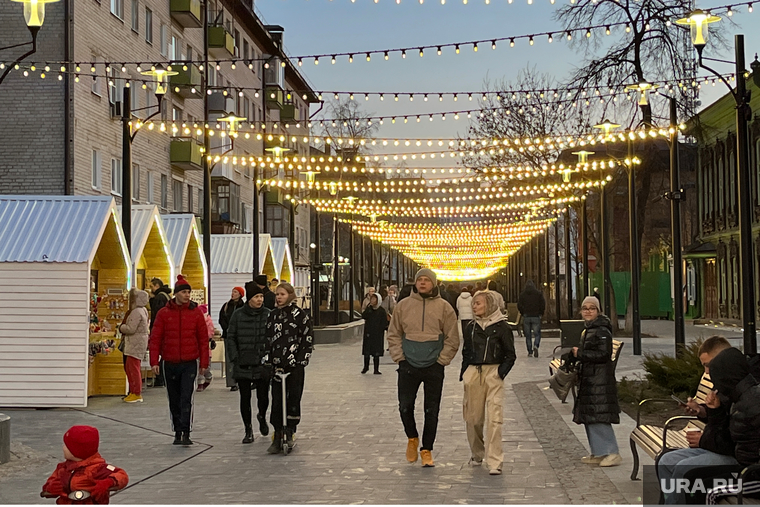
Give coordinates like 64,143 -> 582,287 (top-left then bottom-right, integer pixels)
161,214 -> 208,304
270,237 -> 294,284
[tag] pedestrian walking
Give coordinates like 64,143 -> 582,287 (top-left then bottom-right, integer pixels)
265,282 -> 314,454
254,274 -> 276,310
119,289 -> 149,403
40,425 -> 128,504
517,280 -> 545,358
380,286 -> 397,317
570,296 -> 621,467
227,282 -> 272,444
219,286 -> 246,391
361,293 -> 387,374
195,304 -> 216,392
456,289 -> 474,337
397,278 -> 415,302
460,290 -> 517,475
148,278 -> 172,387
149,275 -> 209,446
387,268 -> 460,468
361,286 -> 376,311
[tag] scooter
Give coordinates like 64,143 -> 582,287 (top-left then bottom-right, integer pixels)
274,370 -> 293,455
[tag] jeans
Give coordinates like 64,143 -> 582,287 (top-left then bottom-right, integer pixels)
397,361 -> 445,451
163,360 -> 198,433
237,378 -> 270,428
584,423 -> 619,456
658,447 -> 739,504
523,316 -> 542,353
271,367 -> 305,431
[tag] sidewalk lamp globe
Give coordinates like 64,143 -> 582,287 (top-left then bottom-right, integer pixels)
676,10 -> 721,55
625,80 -> 657,106
140,63 -> 178,97
10,0 -> 61,28
593,119 -> 620,137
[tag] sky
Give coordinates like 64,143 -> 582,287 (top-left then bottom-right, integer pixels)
254,0 -> 760,168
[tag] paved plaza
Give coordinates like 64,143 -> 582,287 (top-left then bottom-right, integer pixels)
0,321 -> 749,504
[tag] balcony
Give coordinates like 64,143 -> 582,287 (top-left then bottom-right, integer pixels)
281,103 -> 300,121
266,188 -> 285,204
169,63 -> 201,99
265,86 -> 284,110
170,138 -> 204,170
208,25 -> 235,59
208,91 -> 235,115
170,0 -> 202,28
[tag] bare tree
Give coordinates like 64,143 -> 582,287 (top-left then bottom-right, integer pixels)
317,98 -> 380,162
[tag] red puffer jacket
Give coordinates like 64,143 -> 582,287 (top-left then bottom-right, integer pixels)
41,453 -> 128,504
149,299 -> 209,369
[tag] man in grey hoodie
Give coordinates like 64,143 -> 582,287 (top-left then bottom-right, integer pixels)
387,268 -> 460,468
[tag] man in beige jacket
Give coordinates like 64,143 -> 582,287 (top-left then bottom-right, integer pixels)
387,268 -> 460,468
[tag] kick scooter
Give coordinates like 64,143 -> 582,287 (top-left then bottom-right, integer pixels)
274,370 -> 293,454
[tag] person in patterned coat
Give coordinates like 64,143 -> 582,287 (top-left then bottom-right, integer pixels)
265,282 -> 313,454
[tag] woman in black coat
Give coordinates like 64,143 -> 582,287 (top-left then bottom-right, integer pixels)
571,296 -> 621,467
220,287 -> 246,391
361,293 -> 387,374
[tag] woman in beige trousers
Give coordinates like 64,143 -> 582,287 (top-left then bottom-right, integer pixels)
460,290 -> 517,475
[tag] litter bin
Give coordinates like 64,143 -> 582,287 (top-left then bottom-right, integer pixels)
559,320 -> 586,348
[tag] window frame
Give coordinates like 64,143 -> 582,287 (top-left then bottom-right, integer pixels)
132,163 -> 140,201
131,0 -> 139,32
144,7 -> 153,44
111,157 -> 123,196
110,0 -> 124,20
91,149 -> 101,189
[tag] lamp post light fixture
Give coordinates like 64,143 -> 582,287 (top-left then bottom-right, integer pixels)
217,114 -> 247,138
594,119 -> 621,138
140,64 -> 178,104
625,79 -> 658,107
675,11 -> 757,355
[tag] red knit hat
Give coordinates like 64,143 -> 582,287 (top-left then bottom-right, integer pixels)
174,275 -> 191,293
233,286 -> 245,299
63,425 -> 99,460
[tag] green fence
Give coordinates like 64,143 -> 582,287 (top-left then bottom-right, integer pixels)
588,271 -> 671,318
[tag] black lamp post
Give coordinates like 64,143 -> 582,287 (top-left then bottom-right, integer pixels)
677,11 -> 758,355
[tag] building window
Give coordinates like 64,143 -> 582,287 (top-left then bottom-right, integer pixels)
173,179 -> 183,211
243,40 -> 249,62
171,35 -> 179,61
132,163 -> 140,201
187,184 -> 193,212
111,158 -> 122,195
91,149 -> 101,189
186,45 -> 193,63
160,174 -> 168,208
211,180 -> 240,224
266,204 -> 288,237
110,0 -> 123,19
198,189 -> 203,215
160,24 -> 168,56
131,0 -> 138,31
144,8 -> 152,44
234,29 -> 240,57
146,171 -> 154,204
130,84 -> 140,118
108,67 -> 123,105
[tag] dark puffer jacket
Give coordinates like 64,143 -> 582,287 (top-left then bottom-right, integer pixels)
266,302 -> 313,371
149,286 -> 172,330
219,298 -> 245,338
709,347 -> 760,466
149,299 -> 209,369
227,304 -> 271,381
572,314 -> 620,425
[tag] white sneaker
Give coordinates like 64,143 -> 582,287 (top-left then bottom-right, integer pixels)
599,453 -> 622,467
489,468 -> 502,475
469,458 -> 483,466
581,455 -> 604,464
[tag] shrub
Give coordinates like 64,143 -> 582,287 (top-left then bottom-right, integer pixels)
641,338 -> 704,396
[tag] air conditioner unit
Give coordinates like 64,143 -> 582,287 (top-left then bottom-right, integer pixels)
110,101 -> 122,119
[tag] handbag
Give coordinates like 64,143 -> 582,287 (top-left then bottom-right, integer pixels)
548,361 -> 578,402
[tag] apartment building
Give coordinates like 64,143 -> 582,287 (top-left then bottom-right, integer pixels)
0,0 -> 316,287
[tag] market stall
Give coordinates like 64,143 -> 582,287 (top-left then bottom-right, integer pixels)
0,196 -> 131,407
270,237 -> 294,284
161,214 -> 207,304
209,234 -> 276,316
121,205 -> 175,291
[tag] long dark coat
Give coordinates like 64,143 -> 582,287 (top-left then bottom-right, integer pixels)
361,305 -> 387,357
572,314 -> 620,425
226,304 -> 271,381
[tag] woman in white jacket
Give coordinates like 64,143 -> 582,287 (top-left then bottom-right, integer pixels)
456,290 -> 474,336
119,288 -> 150,403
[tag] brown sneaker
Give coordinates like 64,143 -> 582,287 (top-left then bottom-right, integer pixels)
420,449 -> 434,467
406,437 -> 419,463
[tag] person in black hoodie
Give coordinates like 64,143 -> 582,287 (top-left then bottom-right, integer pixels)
219,286 -> 246,391
148,278 -> 172,387
517,280 -> 545,358
658,336 -> 740,504
254,274 -> 276,310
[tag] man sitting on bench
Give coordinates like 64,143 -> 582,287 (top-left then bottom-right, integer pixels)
658,336 -> 738,504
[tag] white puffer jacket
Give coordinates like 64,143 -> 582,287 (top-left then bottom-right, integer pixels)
456,292 -> 474,320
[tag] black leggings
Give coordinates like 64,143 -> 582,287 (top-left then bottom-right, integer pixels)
363,355 -> 380,371
237,378 -> 270,428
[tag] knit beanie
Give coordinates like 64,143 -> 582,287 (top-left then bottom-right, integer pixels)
710,347 -> 751,402
254,274 -> 268,287
581,296 -> 601,312
233,286 -> 245,299
414,268 -> 437,285
174,275 -> 191,293
63,425 -> 99,460
245,281 -> 264,301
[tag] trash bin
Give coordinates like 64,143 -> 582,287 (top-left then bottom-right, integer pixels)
559,320 -> 586,348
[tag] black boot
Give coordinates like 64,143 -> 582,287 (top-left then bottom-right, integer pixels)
361,355 -> 370,374
242,426 -> 254,444
373,356 -> 381,374
172,432 -> 182,445
181,432 -> 193,446
284,428 -> 295,452
267,431 -> 283,454
257,413 -> 269,436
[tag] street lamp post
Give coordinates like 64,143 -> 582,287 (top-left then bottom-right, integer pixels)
666,96 -> 686,355
554,220 -> 561,322
333,214 -> 340,324
581,195 -> 589,300
676,12 -> 758,356
564,209 -> 573,318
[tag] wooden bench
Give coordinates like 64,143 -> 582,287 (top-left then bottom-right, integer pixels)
629,372 -> 713,480
548,339 -> 624,403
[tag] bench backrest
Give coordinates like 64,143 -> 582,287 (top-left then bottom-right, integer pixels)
693,372 -> 713,405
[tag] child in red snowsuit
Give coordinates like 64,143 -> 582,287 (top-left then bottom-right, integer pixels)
40,425 -> 128,504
